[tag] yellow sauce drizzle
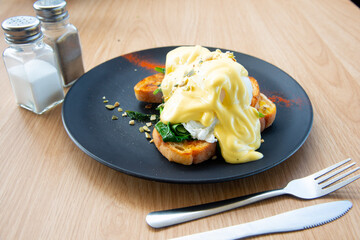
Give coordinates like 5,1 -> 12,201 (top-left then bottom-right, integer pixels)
160,46 -> 263,163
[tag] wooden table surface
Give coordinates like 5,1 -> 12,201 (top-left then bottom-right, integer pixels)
1,0 -> 359,239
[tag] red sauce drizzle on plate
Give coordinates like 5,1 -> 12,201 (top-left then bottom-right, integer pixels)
123,53 -> 165,70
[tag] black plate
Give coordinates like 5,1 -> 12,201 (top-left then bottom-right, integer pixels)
62,46 -> 313,183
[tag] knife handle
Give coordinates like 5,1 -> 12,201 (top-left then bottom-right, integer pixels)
146,188 -> 286,228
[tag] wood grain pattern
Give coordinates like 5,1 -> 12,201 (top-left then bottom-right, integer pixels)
0,0 -> 359,239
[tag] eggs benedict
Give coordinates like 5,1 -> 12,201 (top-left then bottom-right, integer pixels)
134,46 -> 276,165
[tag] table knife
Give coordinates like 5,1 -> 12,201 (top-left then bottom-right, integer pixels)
170,200 -> 352,240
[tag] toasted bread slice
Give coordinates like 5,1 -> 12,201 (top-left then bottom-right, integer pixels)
257,93 -> 277,132
134,73 -> 164,103
152,128 -> 217,165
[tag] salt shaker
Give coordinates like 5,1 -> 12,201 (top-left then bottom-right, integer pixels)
1,16 -> 64,114
33,0 -> 85,87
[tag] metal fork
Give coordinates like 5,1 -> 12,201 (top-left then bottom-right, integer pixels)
146,158 -> 360,228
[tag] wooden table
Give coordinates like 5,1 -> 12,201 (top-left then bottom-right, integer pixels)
1,0 -> 359,239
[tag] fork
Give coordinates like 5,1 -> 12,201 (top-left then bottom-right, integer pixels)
146,158 -> 360,228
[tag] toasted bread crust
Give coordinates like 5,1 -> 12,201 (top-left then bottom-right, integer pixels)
257,93 -> 277,131
134,73 -> 164,103
249,76 -> 260,107
152,128 -> 217,165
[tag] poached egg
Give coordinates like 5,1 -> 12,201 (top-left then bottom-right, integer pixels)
159,46 -> 263,163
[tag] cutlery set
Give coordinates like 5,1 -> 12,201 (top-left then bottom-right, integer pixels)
146,158 -> 359,239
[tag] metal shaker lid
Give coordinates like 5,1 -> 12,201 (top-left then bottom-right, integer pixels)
1,16 -> 43,44
33,0 -> 69,22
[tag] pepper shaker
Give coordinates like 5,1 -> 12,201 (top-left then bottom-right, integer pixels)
1,16 -> 64,114
33,0 -> 85,87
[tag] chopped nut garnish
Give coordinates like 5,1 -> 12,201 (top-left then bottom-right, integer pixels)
117,107 -> 123,112
261,139 -> 265,143
145,132 -> 151,139
145,104 -> 152,109
178,78 -> 188,87
150,115 -> 157,121
139,127 -> 144,133
111,115 -> 118,120
114,102 -> 120,107
149,139 -> 154,143
122,112 -> 127,117
142,126 -> 150,132
146,122 -> 152,127
186,69 -> 195,77
103,100 -> 109,103
183,85 -> 193,91
105,104 -> 116,110
129,120 -> 135,125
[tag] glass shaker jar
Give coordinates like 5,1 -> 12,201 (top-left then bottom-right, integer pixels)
1,16 -> 64,114
33,0 -> 85,87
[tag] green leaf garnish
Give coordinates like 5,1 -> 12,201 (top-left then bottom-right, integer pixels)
155,122 -> 192,142
153,87 -> 161,95
154,67 -> 165,74
156,104 -> 164,114
125,110 -> 159,122
258,112 -> 265,118
171,124 -> 189,136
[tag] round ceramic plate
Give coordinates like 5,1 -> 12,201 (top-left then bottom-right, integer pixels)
62,46 -> 313,183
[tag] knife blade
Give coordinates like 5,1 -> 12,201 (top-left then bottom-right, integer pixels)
170,200 -> 352,240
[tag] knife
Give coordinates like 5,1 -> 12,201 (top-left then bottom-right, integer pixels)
169,201 -> 352,240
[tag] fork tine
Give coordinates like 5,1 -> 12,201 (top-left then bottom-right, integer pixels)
319,173 -> 360,196
320,167 -> 360,189
313,158 -> 352,179
317,162 -> 356,183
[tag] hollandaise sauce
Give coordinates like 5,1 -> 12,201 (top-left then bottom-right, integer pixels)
160,46 -> 263,163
